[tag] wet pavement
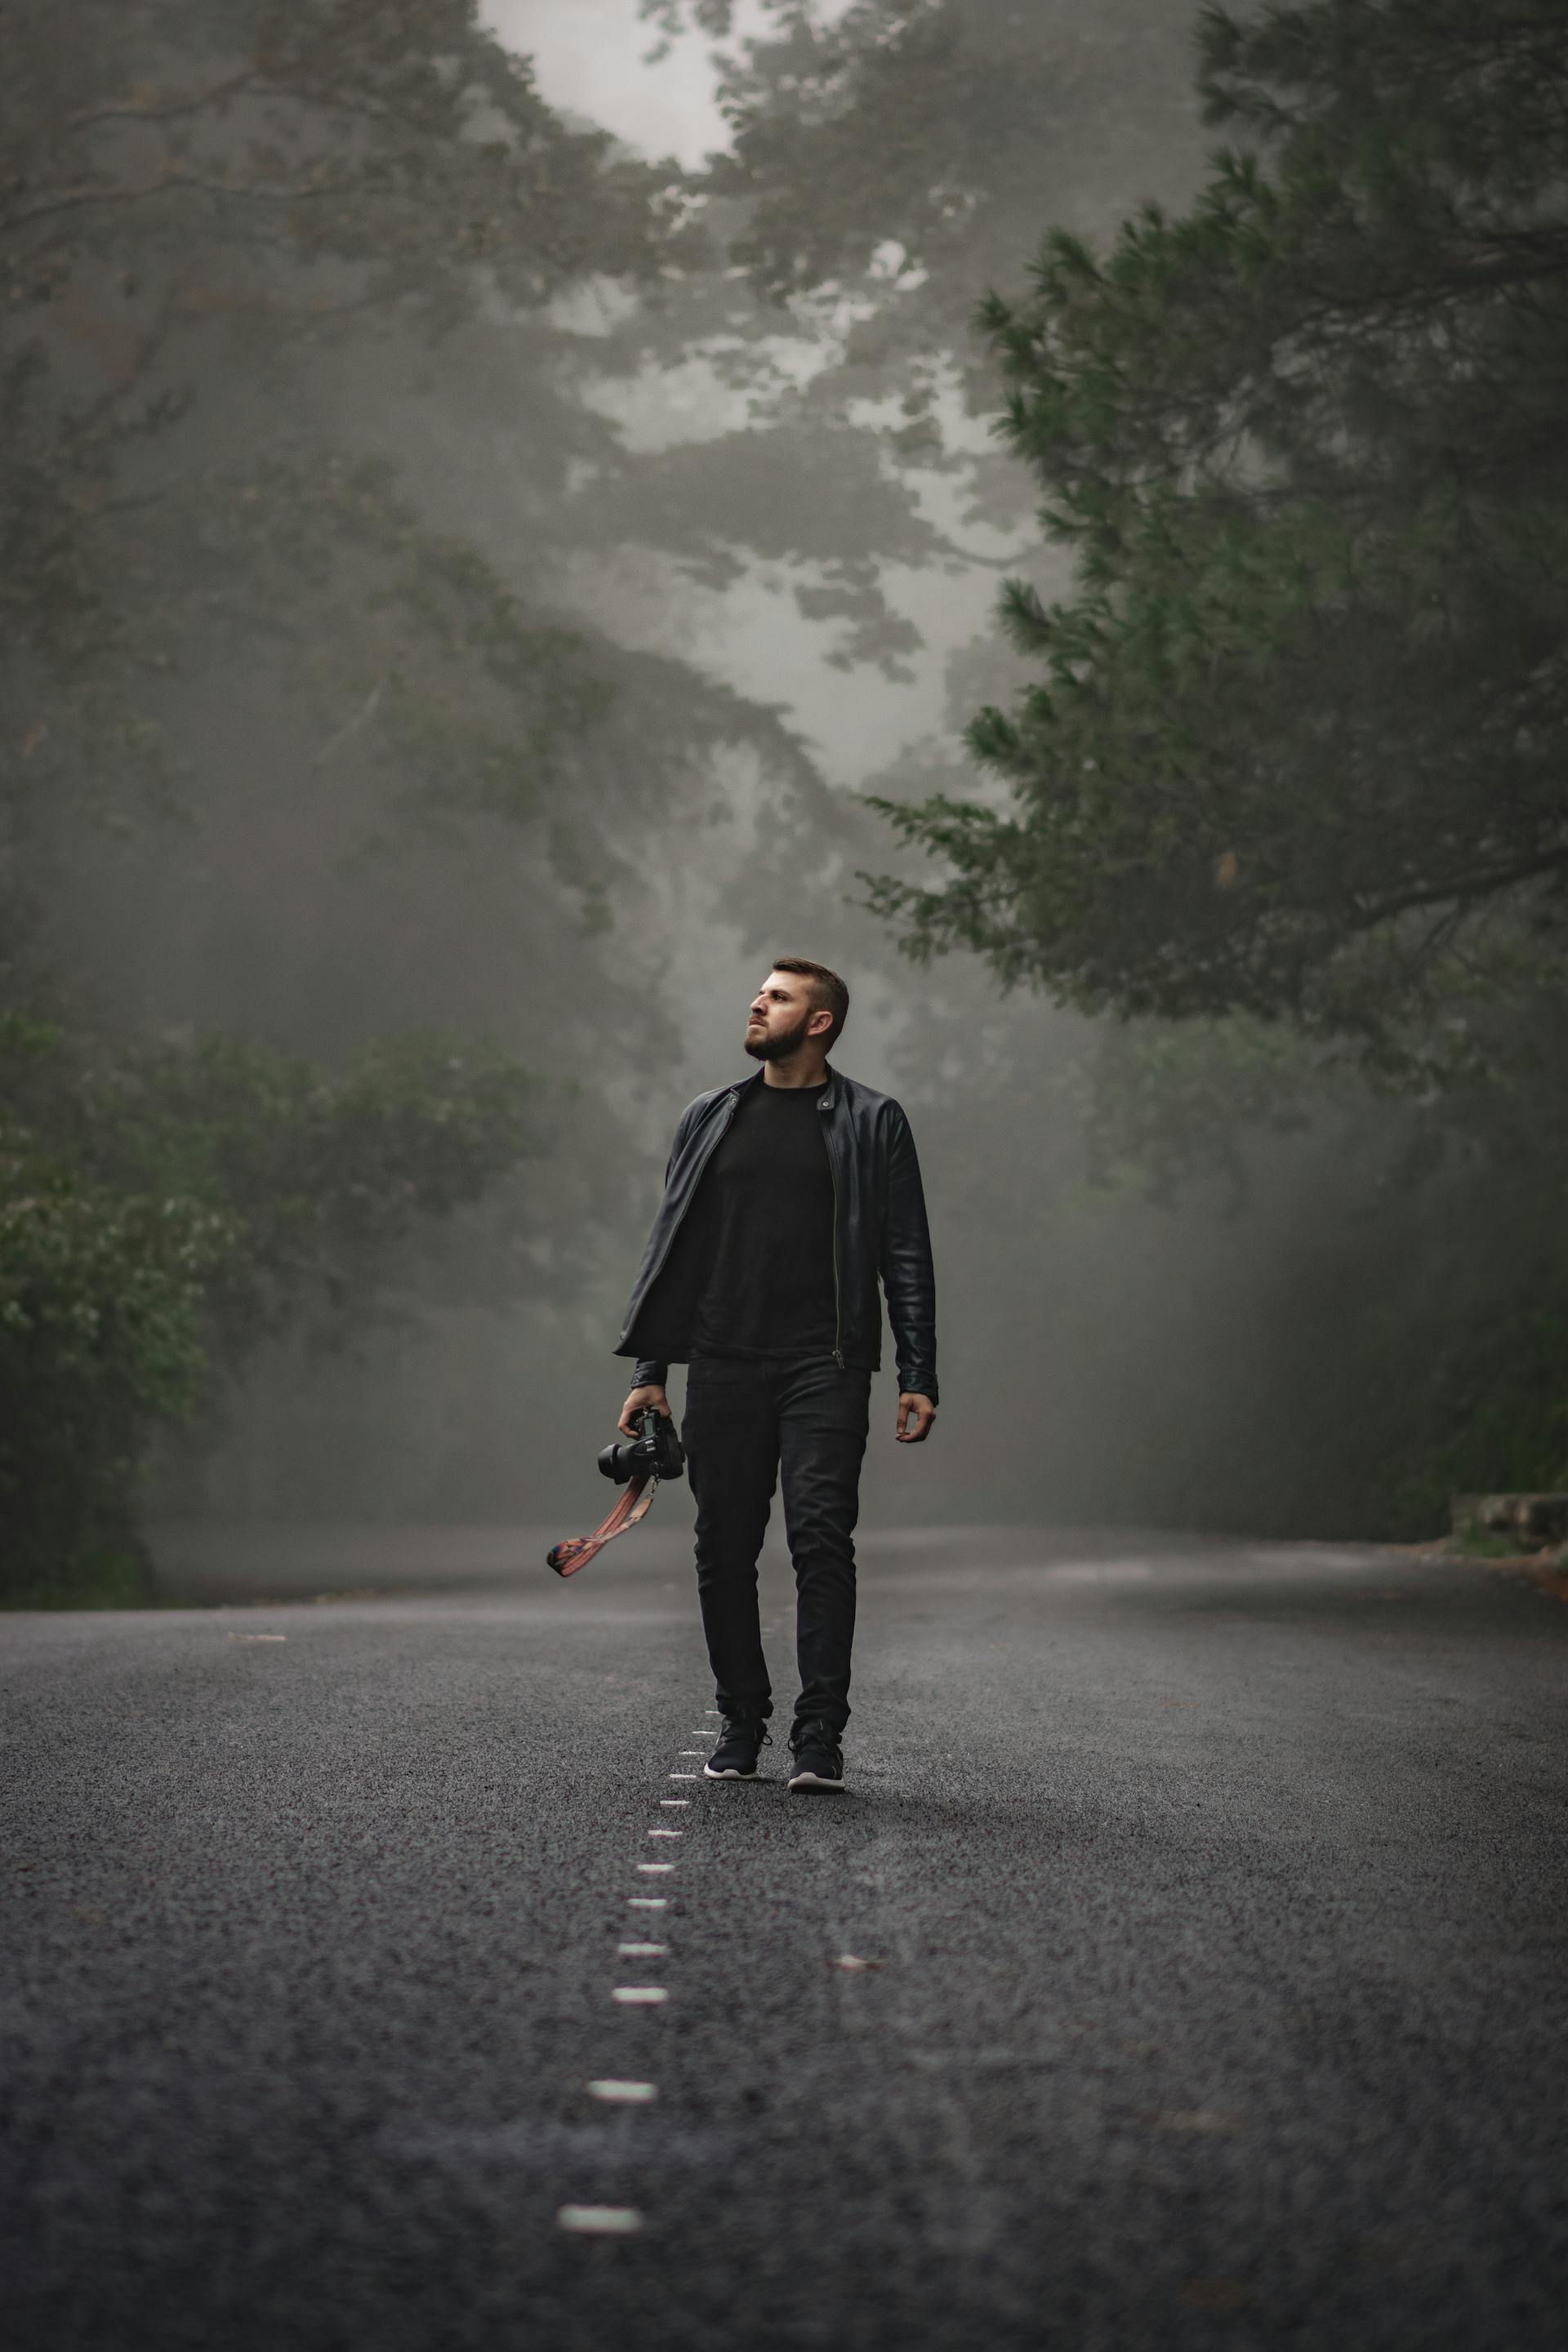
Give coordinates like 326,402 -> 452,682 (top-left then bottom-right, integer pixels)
3,1525 -> 1566,2350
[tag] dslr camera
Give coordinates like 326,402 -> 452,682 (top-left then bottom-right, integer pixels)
598,1405 -> 685,1486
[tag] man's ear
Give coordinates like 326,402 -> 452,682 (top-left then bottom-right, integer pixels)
809,1006 -> 834,1036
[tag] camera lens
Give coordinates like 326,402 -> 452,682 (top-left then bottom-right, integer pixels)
597,1440 -> 633,1483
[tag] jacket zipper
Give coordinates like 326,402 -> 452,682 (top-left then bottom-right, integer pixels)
821,1102 -> 845,1368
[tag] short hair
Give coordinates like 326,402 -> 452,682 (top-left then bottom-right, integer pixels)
771,956 -> 849,1051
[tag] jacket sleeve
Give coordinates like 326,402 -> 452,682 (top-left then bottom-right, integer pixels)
880,1103 -> 938,1405
625,1098 -> 702,1391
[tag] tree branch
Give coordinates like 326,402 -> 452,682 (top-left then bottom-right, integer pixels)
2,164 -> 381,236
69,69 -> 259,131
1343,848 -> 1568,933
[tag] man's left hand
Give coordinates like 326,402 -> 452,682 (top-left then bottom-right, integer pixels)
896,1392 -> 937,1444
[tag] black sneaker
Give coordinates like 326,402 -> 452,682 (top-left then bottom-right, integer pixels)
704,1719 -> 770,1780
787,1722 -> 844,1793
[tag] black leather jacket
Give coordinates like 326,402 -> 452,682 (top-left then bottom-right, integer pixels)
615,1065 -> 938,1402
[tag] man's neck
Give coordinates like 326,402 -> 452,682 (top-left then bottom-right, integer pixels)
760,1052 -> 830,1091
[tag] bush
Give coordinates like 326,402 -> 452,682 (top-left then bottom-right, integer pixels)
0,1153 -> 228,1602
0,1018 -> 538,1602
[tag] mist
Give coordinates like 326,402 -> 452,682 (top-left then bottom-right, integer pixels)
7,0 -> 1560,1597
9,18 -> 1566,2341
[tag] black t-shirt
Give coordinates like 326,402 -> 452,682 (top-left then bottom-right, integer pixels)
684,1078 -> 837,1360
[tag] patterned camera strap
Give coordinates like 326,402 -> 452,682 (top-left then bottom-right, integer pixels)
546,1473 -> 661,1577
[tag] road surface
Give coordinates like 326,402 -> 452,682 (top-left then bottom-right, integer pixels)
3,1525 -> 1566,2350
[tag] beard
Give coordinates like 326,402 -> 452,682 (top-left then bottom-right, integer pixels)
744,1009 -> 815,1062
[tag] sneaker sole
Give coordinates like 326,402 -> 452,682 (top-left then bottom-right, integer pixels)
703,1764 -> 760,1780
787,1770 -> 844,1793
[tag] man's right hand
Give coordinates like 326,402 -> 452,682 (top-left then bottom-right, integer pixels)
617,1383 -> 671,1437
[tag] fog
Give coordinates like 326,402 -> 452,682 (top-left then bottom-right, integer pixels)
172,1 -> 1217,1535
10,0 -> 1534,1598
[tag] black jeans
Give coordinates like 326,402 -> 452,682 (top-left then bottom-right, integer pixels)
682,1355 -> 872,1737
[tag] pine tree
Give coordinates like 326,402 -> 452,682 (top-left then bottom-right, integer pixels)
866,0 -> 1568,1076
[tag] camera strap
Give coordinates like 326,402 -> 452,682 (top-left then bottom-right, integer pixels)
546,1473 -> 662,1578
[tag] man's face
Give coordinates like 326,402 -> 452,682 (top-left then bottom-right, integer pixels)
744,970 -> 828,1062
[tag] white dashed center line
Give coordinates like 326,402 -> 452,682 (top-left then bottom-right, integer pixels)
569,1695 -> 726,2239
559,2204 -> 643,2234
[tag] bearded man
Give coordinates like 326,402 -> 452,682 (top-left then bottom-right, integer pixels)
613,957 -> 938,1794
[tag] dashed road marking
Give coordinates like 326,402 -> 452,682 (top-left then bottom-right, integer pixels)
572,1701 -> 721,2243
559,2204 -> 643,2234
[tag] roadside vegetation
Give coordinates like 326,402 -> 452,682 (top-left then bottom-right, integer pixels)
6,0 -> 1564,1601
676,0 -> 1568,1529
1,0 -> 819,1599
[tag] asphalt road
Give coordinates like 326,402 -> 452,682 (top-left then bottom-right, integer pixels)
3,1525 -> 1566,2352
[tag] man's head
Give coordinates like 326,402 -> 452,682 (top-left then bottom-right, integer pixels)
744,957 -> 849,1064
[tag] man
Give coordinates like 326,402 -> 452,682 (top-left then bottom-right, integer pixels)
614,957 -> 938,1795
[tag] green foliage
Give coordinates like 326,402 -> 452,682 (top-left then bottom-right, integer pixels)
0,1016 -> 540,1600
0,0 -> 703,952
1075,1015 -> 1316,1207
1,2 -> 792,1597
625,1 -> 1202,626
648,1 -> 1198,374
771,0 -> 1568,1531
16,0 -> 1561,1561
866,0 -> 1568,1066
1,1160 -> 227,1605
1405,1291 -> 1568,1523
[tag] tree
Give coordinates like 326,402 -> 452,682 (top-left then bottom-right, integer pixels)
865,0 -> 1568,1078
0,1016 -> 543,1599
634,2 -> 1200,558
1,0 -> 705,957
0,1 -> 826,1596
640,0 -> 1568,1530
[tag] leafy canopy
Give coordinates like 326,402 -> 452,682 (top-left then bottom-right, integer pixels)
0,1 -> 806,1596
866,0 -> 1568,1070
